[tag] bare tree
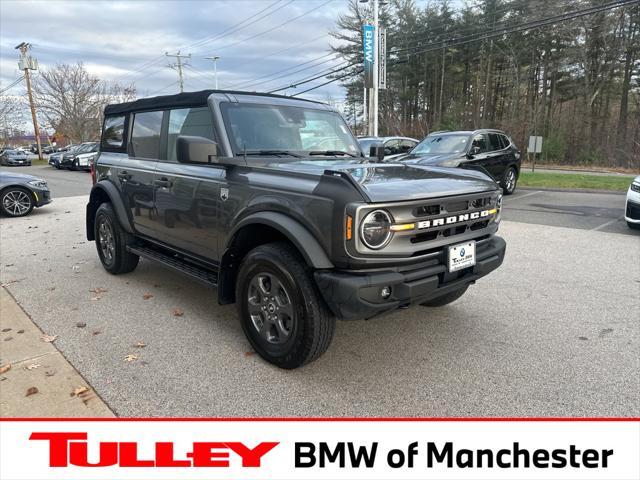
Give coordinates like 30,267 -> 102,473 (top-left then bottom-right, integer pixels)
32,63 -> 136,143
0,95 -> 25,145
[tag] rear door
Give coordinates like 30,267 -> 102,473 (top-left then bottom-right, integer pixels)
121,110 -> 163,237
150,106 -> 223,261
485,132 -> 508,179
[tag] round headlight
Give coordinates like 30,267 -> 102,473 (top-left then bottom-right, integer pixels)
360,209 -> 392,250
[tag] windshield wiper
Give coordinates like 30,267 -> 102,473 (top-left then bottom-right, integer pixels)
237,150 -> 303,158
308,150 -> 357,157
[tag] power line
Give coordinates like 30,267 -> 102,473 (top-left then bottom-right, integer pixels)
0,76 -> 25,95
214,0 -> 334,53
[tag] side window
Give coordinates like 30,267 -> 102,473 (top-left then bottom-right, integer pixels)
400,139 -> 416,153
167,107 -> 215,162
101,116 -> 126,150
384,139 -> 400,155
500,134 -> 511,149
471,134 -> 488,153
131,111 -> 163,159
488,133 -> 502,151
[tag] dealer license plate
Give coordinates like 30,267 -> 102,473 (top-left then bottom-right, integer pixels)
448,240 -> 476,272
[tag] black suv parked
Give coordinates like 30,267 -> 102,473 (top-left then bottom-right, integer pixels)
86,90 -> 506,368
398,129 -> 521,195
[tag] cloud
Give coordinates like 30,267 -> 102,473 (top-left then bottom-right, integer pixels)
0,0 -> 351,101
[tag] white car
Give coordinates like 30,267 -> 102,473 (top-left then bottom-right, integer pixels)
625,175 -> 640,230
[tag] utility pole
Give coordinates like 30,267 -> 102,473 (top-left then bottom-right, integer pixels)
165,51 -> 191,93
14,42 -> 42,160
204,56 -> 220,89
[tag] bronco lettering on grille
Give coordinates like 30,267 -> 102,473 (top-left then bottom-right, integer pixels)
417,209 -> 492,230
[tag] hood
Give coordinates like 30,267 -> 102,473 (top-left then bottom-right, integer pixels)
396,152 -> 462,165
264,159 -> 497,203
0,171 -> 40,182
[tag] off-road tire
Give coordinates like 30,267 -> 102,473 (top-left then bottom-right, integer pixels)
0,187 -> 34,217
236,242 -> 335,369
421,285 -> 469,307
94,202 -> 139,274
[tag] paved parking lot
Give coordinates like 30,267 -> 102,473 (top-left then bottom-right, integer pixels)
1,178 -> 638,417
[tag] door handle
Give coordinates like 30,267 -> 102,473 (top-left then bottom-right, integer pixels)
154,177 -> 173,188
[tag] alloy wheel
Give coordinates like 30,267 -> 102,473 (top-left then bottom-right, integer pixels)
247,272 -> 295,345
98,218 -> 115,264
2,190 -> 31,216
505,168 -> 517,193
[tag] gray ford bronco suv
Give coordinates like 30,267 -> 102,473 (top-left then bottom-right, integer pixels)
87,90 -> 506,368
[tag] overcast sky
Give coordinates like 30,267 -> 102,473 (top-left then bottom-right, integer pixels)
1,0 -> 357,104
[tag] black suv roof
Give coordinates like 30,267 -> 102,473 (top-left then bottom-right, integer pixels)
428,129 -> 506,136
104,89 -> 322,116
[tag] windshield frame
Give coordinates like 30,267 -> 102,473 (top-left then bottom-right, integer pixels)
411,134 -> 471,155
219,101 -> 362,159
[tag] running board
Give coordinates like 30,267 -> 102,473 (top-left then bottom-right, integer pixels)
127,245 -> 218,287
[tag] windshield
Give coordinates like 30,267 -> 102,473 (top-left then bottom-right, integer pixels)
412,134 -> 469,154
220,102 -> 360,157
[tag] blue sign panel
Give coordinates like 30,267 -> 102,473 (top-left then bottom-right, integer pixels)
362,24 -> 375,88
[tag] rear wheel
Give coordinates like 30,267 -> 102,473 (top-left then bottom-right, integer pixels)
236,242 -> 335,369
94,202 -> 139,274
502,166 -> 518,195
0,187 -> 34,217
421,285 -> 469,307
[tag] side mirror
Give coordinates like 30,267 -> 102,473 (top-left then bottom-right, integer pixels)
369,145 -> 385,162
176,135 -> 218,164
467,146 -> 480,158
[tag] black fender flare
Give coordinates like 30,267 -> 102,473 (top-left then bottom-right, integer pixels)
227,211 -> 333,269
86,181 -> 134,240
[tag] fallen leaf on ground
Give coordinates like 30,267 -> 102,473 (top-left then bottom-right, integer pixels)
90,287 -> 108,294
76,322 -> 86,328
172,308 -> 184,317
25,387 -> 39,397
124,354 -> 138,362
134,342 -> 146,348
17,329 -> 24,334
244,351 -> 255,357
41,334 -> 58,343
71,386 -> 89,397
48,287 -> 56,291
25,364 -> 42,370
142,293 -> 154,300
45,369 -> 56,377
1,328 -> 11,332
92,330 -> 102,336
0,364 -> 10,375
4,337 -> 13,341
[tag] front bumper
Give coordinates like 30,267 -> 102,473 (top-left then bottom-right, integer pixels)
315,235 -> 506,320
4,159 -> 30,166
625,199 -> 640,223
32,188 -> 52,207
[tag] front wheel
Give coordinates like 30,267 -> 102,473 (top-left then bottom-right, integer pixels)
501,166 -> 518,195
94,203 -> 139,274
1,187 -> 34,217
236,242 -> 335,369
421,285 -> 469,307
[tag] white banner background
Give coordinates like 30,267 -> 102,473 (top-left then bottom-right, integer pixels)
1,420 -> 638,480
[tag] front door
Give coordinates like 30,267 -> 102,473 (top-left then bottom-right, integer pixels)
150,106 -> 224,261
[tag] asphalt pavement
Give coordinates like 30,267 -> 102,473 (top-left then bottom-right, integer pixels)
0,180 -> 638,417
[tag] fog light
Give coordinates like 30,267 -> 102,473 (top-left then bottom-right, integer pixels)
380,286 -> 392,299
